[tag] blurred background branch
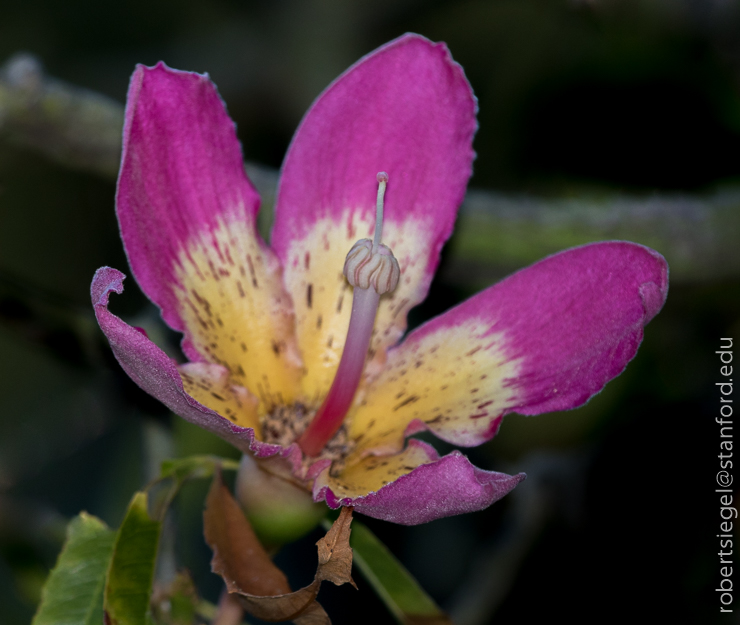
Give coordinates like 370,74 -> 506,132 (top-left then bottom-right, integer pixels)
0,53 -> 123,178
2,52 -> 738,286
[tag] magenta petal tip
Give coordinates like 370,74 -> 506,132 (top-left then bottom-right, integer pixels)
314,442 -> 525,525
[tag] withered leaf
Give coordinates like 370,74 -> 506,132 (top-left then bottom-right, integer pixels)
316,507 -> 356,588
204,469 -> 355,624
204,470 -> 290,598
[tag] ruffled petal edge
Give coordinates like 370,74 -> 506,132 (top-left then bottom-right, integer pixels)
91,266 -> 305,471
313,439 -> 524,525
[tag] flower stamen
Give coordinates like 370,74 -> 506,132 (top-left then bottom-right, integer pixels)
298,173 -> 400,457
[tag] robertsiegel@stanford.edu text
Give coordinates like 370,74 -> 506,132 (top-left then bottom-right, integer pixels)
717,337 -> 734,613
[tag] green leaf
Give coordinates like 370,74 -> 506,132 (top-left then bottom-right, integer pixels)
159,454 -> 240,482
104,492 -> 161,625
350,521 -> 453,625
32,512 -> 116,625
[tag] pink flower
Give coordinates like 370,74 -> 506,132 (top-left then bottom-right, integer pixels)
91,34 -> 668,525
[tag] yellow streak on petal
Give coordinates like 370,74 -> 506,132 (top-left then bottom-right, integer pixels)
346,319 -> 522,459
175,214 -> 302,412
316,443 -> 435,500
179,362 -> 260,431
281,209 -> 434,405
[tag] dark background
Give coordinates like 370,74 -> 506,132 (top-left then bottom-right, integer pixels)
1,1 -> 738,623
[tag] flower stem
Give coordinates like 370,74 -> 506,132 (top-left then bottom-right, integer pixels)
298,286 -> 380,456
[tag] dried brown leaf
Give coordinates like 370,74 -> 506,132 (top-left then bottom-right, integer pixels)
236,583 -> 324,623
315,507 -> 356,588
203,469 -> 356,624
204,470 -> 290,598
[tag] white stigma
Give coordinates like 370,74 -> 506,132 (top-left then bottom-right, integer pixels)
373,171 -> 388,253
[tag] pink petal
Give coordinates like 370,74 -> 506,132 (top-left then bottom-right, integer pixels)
91,267 -> 304,470
314,440 -> 524,525
347,241 -> 668,451
117,62 -> 259,337
273,32 -> 475,249
116,63 -> 302,405
271,33 -> 477,401
410,241 -> 669,418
